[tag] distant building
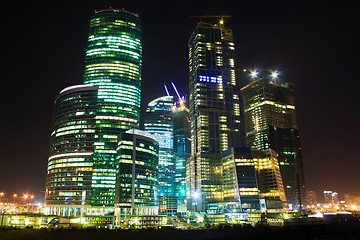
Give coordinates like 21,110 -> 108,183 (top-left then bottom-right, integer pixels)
115,129 -> 159,221
324,191 -> 333,204
188,18 -> 242,209
332,192 -> 339,205
306,190 -> 317,205
241,78 -> 306,209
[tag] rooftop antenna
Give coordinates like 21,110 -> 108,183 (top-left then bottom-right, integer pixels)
171,82 -> 182,101
164,84 -> 170,96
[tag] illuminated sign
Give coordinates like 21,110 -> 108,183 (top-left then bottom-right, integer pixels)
198,75 -> 223,84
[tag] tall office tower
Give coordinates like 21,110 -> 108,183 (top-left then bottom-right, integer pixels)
45,9 -> 143,214
241,78 -> 305,209
115,129 -> 159,221
83,9 -> 142,206
144,96 -> 174,197
45,85 -> 102,216
172,100 -> 191,213
222,147 -> 260,212
252,149 -> 287,209
188,18 -> 241,207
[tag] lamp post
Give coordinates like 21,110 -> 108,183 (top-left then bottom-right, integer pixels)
24,194 -> 28,205
13,194 -> 17,205
0,192 -> 4,203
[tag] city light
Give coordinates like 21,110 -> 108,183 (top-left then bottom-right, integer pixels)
271,71 -> 279,79
250,70 -> 258,79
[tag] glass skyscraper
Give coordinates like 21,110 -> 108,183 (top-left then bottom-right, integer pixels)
45,9 -> 143,214
188,19 -> 242,208
45,85 -> 99,208
241,78 -> 305,209
144,96 -> 174,197
172,100 -> 191,212
115,129 -> 159,219
222,147 -> 261,212
83,9 -> 142,206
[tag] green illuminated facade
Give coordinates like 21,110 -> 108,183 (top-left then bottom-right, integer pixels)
115,130 -> 159,213
241,78 -> 305,209
188,20 -> 242,208
83,9 -> 142,206
45,9 -> 143,213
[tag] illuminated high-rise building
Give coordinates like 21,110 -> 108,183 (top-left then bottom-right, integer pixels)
45,85 -> 102,215
222,147 -> 260,212
188,18 -> 242,208
241,78 -> 305,209
172,99 -> 191,213
45,9 -> 143,215
144,96 -> 174,197
252,149 -> 287,209
83,9 -> 142,206
115,129 -> 159,220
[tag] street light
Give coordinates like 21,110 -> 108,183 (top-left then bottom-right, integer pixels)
24,194 -> 28,205
0,193 -> 4,203
13,194 -> 17,205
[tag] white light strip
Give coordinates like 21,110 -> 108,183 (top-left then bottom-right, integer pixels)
49,152 -> 93,161
95,115 -> 137,123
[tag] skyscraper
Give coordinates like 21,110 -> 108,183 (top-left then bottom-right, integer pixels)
241,78 -> 305,209
144,96 -> 174,197
45,9 -> 143,215
83,9 -> 142,206
222,147 -> 261,212
172,99 -> 191,212
188,18 -> 242,208
45,85 -> 99,210
115,129 -> 159,219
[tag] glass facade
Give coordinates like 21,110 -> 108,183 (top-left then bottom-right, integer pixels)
45,8 -> 143,210
46,85 -> 99,206
252,149 -> 287,209
83,9 -> 143,206
241,78 -> 305,209
115,129 -> 159,208
222,147 -> 260,212
144,96 -> 174,197
188,20 -> 242,207
172,103 -> 191,209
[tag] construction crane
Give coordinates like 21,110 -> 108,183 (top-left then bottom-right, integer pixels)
190,15 -> 231,24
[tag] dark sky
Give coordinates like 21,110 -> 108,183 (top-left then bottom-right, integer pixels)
1,0 -> 358,203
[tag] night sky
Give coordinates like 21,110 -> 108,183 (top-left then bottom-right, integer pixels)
1,0 -> 358,203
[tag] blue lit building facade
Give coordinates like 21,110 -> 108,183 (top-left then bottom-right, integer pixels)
144,96 -> 175,197
188,20 -> 242,208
